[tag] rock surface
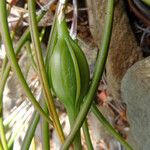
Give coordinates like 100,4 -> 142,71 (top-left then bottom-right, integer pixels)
121,57 -> 150,150
86,0 -> 142,101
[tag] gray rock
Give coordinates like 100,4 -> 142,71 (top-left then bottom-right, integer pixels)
121,57 -> 150,150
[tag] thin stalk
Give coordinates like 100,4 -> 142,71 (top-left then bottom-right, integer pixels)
0,26 -> 17,150
0,0 -> 52,124
26,27 -> 47,71
70,1 -> 93,148
0,41 -> 11,150
0,9 -> 46,125
39,27 -> 46,42
0,6 -> 46,111
0,140 -> 3,150
25,41 -> 37,71
0,8 -> 48,142
0,7 -> 47,150
21,111 -> 40,150
0,62 -> 11,150
0,27 -> 15,77
28,0 -> 65,143
24,28 -> 48,150
0,118 -> 8,150
41,100 -> 50,150
0,57 -> 8,77
67,108 -> 82,150
61,0 -> 115,149
0,10 -> 46,80
91,104 -> 133,150
82,119 -> 93,150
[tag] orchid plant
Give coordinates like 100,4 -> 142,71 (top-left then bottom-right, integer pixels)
0,0 -> 133,150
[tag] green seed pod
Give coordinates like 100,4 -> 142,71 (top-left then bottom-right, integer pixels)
48,19 -> 90,110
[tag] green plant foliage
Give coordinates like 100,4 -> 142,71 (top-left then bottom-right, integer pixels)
0,0 -> 134,149
48,19 -> 90,111
47,16 -> 90,150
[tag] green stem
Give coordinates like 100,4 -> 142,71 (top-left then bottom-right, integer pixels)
25,41 -> 37,71
39,27 -> 46,42
1,24 -> 47,150
0,9 -> 45,80
61,0 -> 114,149
0,7 -> 46,117
0,140 -> 3,150
0,54 -> 8,77
0,62 -> 10,150
67,108 -> 82,150
91,104 -> 133,150
0,8 -> 47,150
0,28 -> 15,77
0,28 -> 17,150
0,118 -> 8,150
82,119 -> 93,150
21,111 -> 40,150
41,100 -> 50,150
28,0 -> 65,143
0,0 -> 52,124
25,27 -> 46,71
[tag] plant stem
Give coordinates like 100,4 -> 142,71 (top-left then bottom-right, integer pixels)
82,119 -> 93,150
41,100 -> 50,150
0,0 -> 52,125
91,104 -> 133,150
0,12 -> 45,149
21,111 -> 40,150
39,27 -> 46,42
25,41 -> 37,71
61,0 -> 114,149
0,25 -> 18,150
0,118 -> 8,150
0,63 -> 10,150
1,24 -> 48,150
0,7 -> 48,150
0,140 -> 3,150
67,108 -> 82,150
26,27 -> 46,71
28,0 -> 65,143
0,9 -> 46,80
